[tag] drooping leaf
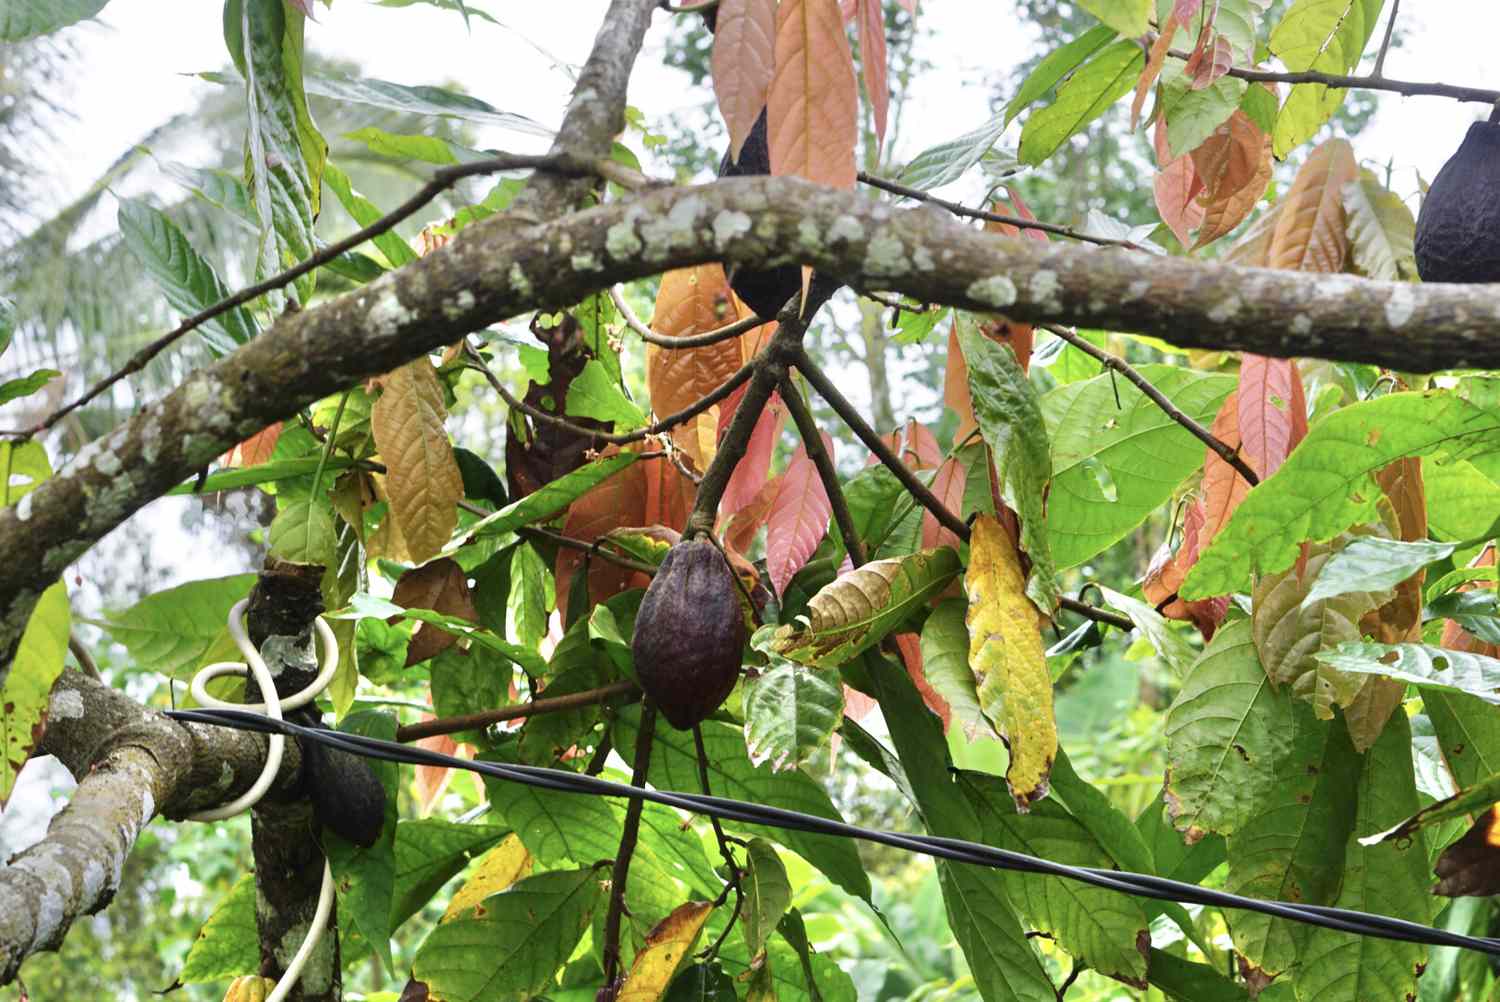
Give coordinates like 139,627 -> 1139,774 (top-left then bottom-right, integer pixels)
117,199 -> 260,356
1305,538 -> 1457,607
1098,585 -> 1198,678
452,453 -> 640,547
0,582 -> 70,803
1236,354 -> 1307,479
302,71 -> 552,136
371,359 -> 464,564
855,0 -> 890,147
412,868 -> 603,1002
738,839 -> 792,961
766,438 -> 832,598
177,873 -> 258,983
920,597 -> 994,741
1267,137 -> 1358,272
965,514 -> 1055,808
771,547 -> 962,668
1192,109 -> 1273,249
744,658 -> 844,771
1269,0 -> 1383,156
1003,25 -> 1116,127
618,901 -> 714,1002
1318,643 -> 1500,704
441,834 -> 532,921
1018,41 -> 1145,166
324,161 -> 419,268
1182,393 -> 1500,599
1043,364 -> 1234,567
958,321 -> 1057,609
391,558 -> 479,666
767,0 -> 858,189
713,0 -> 777,162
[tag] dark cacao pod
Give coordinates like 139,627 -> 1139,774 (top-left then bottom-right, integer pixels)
1415,121 -> 1500,284
632,539 -> 746,729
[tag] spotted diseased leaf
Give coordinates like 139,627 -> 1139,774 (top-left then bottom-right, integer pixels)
371,359 -> 464,565
1266,137 -> 1357,273
771,547 -> 962,668
745,658 -> 844,771
618,901 -> 714,1002
713,0 -> 777,163
766,437 -> 833,598
965,514 -> 1055,808
767,0 -> 858,189
1,582 -> 69,804
440,834 -> 533,922
1252,538 -> 1392,721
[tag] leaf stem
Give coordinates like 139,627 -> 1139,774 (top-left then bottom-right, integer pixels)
602,701 -> 657,989
779,375 -> 867,567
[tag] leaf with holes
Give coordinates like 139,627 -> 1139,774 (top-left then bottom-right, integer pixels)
771,547 -> 961,668
371,359 -> 464,565
744,658 -> 844,771
1318,643 -> 1500,705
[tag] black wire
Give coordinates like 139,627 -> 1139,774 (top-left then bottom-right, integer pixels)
167,707 -> 1500,957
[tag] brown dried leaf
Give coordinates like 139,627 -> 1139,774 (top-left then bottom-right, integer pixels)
1266,137 -> 1358,273
1192,110 -> 1272,249
391,557 -> 479,666
371,358 -> 464,564
767,0 -> 858,189
713,0 -> 777,162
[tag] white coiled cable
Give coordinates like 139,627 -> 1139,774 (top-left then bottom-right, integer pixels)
186,598 -> 341,1002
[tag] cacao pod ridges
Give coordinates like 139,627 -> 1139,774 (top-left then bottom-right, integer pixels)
1415,121 -> 1500,284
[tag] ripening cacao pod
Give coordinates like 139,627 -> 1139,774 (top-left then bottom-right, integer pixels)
632,539 -> 746,729
1415,121 -> 1500,284
223,975 -> 277,1002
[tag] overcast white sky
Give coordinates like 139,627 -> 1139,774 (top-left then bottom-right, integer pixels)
47,2 -> 1500,212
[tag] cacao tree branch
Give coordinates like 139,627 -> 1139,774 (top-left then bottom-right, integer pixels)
395,680 -> 641,742
779,374 -> 867,567
1165,44 -> 1498,105
602,701 -> 657,991
1042,323 -> 1258,486
1,174 -> 1493,683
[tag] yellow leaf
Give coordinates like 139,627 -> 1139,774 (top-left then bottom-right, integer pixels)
616,900 -> 714,1002
370,358 -> 463,564
964,514 -> 1056,808
442,834 -> 533,922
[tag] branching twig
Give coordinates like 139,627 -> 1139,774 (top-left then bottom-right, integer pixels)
602,702 -> 657,989
780,375 -> 867,567
463,339 -> 754,446
394,680 -> 639,742
1373,0 -> 1401,78
15,153 -> 622,440
857,172 -> 1143,250
609,285 -> 768,349
1164,44 -> 1498,105
1042,324 -> 1258,487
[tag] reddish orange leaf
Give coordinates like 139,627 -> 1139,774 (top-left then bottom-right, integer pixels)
895,632 -> 952,730
1197,389 -> 1250,547
844,684 -> 877,721
222,422 -> 282,468
923,456 -> 967,551
767,0 -> 858,189
1190,35 -> 1234,89
945,321 -> 979,445
721,391 -> 785,517
648,265 -> 748,470
1267,137 -> 1358,273
856,0 -> 890,149
713,0 -> 777,163
1236,356 -> 1307,479
1191,110 -> 1272,249
766,435 -> 833,596
1131,16 -> 1181,129
1153,117 -> 1205,247
415,731 -> 461,814
724,472 -> 782,554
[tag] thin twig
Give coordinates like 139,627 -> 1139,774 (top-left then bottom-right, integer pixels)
67,633 -> 100,680
463,339 -> 754,446
1042,324 -> 1258,487
693,723 -> 743,962
1373,0 -> 1401,78
1164,44 -> 1498,105
1056,962 -> 1084,1000
602,702 -> 657,989
796,348 -> 1135,632
15,153 -> 618,440
394,681 -> 639,743
517,525 -> 660,576
608,285 -> 768,349
780,375 -> 867,567
857,172 -> 1143,250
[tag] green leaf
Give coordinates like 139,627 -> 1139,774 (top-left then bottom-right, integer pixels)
483,757 -> 619,866
0,296 -> 14,358
1161,72 -> 1246,159
1224,712 -> 1359,975
166,456 -> 357,495
897,110 -> 1010,191
1182,393 -> 1500,599
344,126 -> 484,165
158,160 -> 257,228
0,369 -> 58,407
960,321 -> 1058,608
1164,620 -> 1296,838
1,583 -> 70,800
102,574 -> 258,678
0,440 -> 49,506
324,161 -> 418,268
564,358 -> 646,430
739,839 -> 792,961
1077,0 -> 1149,37
117,198 -> 260,355
450,453 -> 640,547
770,548 -> 961,668
1148,948 -> 1253,1002
1425,459 -> 1500,542
1316,643 -> 1500,703
920,597 -> 994,741
1268,0 -> 1384,156
340,593 -> 548,677
1298,713 -> 1431,1002
1345,168 -> 1418,281
1018,41 -> 1145,165
1422,689 -> 1500,790
224,0 -> 326,305
664,962 -> 738,1001
430,646 -> 513,744
1004,25 -> 1118,126
389,819 -> 510,930
1304,538 -> 1458,607
177,873 -> 258,983
1043,365 -> 1234,568
324,711 -> 399,974
1098,586 -> 1198,678
268,497 -> 337,566
614,706 -> 872,903
412,868 -> 602,1002
744,659 -> 844,771
0,0 -> 109,41
961,769 -> 1151,986
303,72 -> 551,136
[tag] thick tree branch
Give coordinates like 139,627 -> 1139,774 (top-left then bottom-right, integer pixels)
0,175 -> 1493,682
0,669 -> 305,981
1043,323 -> 1258,486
